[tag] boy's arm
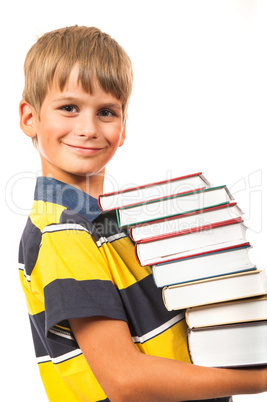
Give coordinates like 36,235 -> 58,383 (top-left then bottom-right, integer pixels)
69,316 -> 267,402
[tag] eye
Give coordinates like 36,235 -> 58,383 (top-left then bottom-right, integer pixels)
60,105 -> 78,113
98,109 -> 115,118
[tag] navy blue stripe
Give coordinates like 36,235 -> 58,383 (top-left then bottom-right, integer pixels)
44,278 -> 128,336
29,312 -> 79,360
19,217 -> 42,276
34,177 -> 101,222
119,275 -> 181,338
93,211 -> 130,240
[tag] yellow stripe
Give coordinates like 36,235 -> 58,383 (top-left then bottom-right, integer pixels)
29,200 -> 66,231
102,236 -> 151,289
19,268 -> 44,316
22,223 -> 151,315
136,319 -> 191,363
40,229 -> 115,287
40,230 -> 151,289
39,354 -> 107,402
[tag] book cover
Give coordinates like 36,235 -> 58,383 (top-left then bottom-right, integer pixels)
117,185 -> 234,228
135,218 -> 247,266
130,202 -> 243,242
98,172 -> 210,211
152,243 -> 255,287
162,269 -> 267,311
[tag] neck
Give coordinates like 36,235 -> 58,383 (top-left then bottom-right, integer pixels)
42,170 -> 105,199
77,173 -> 105,199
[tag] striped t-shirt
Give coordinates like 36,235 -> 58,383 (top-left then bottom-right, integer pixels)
18,177 -> 230,402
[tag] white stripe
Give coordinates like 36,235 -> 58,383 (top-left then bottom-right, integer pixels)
52,349 -> 82,364
49,327 -> 75,341
132,312 -> 185,344
42,223 -> 89,234
37,349 -> 82,365
36,355 -> 51,364
96,232 -> 127,247
18,263 -> 31,282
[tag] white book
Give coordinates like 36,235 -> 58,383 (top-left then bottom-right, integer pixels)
117,186 -> 233,228
135,218 -> 246,266
131,202 -> 242,242
187,321 -> 267,368
162,269 -> 267,311
186,295 -> 267,329
99,172 -> 210,211
152,244 -> 255,287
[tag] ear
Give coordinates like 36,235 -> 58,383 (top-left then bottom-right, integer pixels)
19,100 -> 38,138
119,121 -> 126,147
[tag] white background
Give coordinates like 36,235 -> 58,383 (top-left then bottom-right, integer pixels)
1,0 -> 267,401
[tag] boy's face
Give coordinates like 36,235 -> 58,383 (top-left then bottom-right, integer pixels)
23,66 -> 125,196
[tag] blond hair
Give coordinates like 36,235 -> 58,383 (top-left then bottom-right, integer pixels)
22,25 -> 133,124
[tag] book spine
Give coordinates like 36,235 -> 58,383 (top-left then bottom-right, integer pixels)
98,196 -> 104,211
116,209 -> 121,227
151,266 -> 159,287
129,226 -> 135,241
161,287 -> 169,310
134,242 -> 143,266
186,328 -> 194,364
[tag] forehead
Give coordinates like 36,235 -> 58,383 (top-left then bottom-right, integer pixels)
50,64 -> 121,102
43,66 -> 123,111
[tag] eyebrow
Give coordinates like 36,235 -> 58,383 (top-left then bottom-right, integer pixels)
52,96 -> 83,104
101,102 -> 122,110
52,96 -> 122,110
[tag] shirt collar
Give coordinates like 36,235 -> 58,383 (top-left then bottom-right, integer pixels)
34,177 -> 102,222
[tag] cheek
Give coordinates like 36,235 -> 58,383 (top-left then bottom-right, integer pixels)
38,120 -> 71,145
107,127 -> 124,146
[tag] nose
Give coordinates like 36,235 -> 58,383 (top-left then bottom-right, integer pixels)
75,112 -> 98,139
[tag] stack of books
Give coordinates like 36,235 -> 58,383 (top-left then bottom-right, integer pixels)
98,172 -> 267,367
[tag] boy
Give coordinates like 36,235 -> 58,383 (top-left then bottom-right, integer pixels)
18,25 -> 267,401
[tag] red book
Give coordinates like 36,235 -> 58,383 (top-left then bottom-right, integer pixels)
129,202 -> 242,242
116,185 -> 234,228
98,172 -> 210,211
134,218 -> 247,266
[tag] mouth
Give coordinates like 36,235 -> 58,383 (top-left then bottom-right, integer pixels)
64,143 -> 105,155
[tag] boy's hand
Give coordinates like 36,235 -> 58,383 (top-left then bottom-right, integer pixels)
70,316 -> 267,401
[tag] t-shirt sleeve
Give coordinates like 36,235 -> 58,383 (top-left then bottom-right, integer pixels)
38,220 -> 128,339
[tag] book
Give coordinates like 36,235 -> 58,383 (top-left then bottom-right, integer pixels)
117,185 -> 234,228
187,320 -> 267,367
186,294 -> 267,329
162,269 -> 267,311
98,172 -> 210,211
152,243 -> 255,287
135,218 -> 247,266
99,172 -> 267,369
130,202 -> 243,242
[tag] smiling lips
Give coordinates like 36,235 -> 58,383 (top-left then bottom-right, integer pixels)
65,143 -> 105,155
